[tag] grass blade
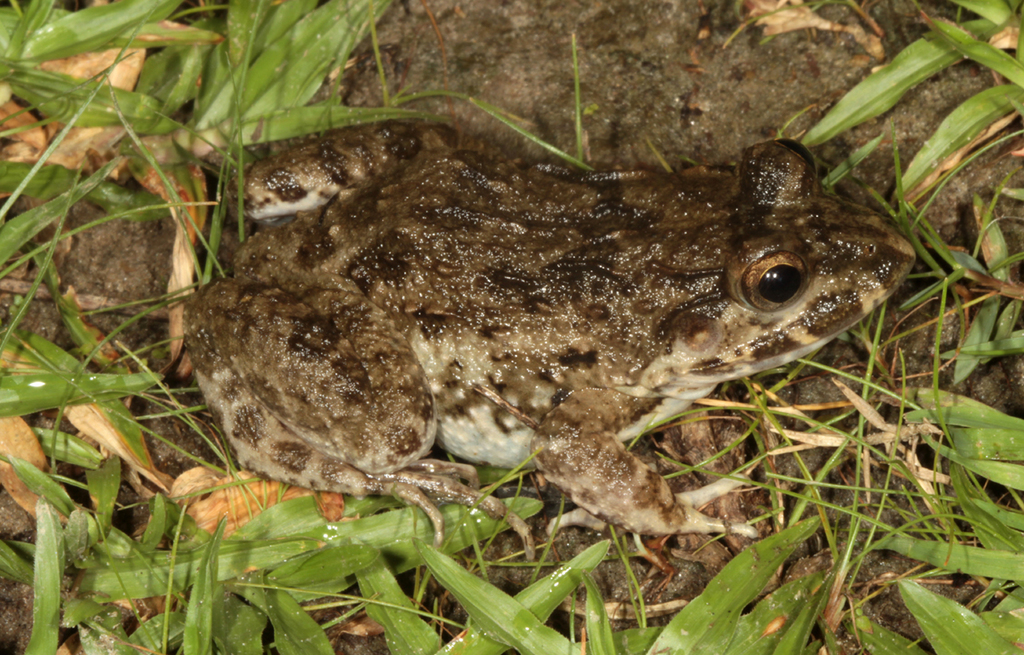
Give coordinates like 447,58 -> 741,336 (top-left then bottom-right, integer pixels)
76,537 -> 321,600
803,34 -> 965,145
899,580 -> 1019,655
853,610 -> 931,654
925,15 -> 1024,88
85,457 -> 120,535
952,294 -> 1002,384
441,540 -> 610,655
950,0 -> 1013,25
214,594 -> 266,655
418,542 -> 574,655
0,158 -> 119,266
25,499 -> 64,655
357,559 -> 439,655
233,582 -> 334,655
7,455 -> 75,517
269,543 -> 378,597
902,85 -> 1024,193
582,573 -> 615,655
183,520 -> 225,655
650,519 -> 820,654
22,0 -> 180,60
877,534 -> 1024,582
0,371 -> 160,417
0,539 -> 34,585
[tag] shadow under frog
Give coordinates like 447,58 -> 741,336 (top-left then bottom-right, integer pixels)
184,122 -> 915,558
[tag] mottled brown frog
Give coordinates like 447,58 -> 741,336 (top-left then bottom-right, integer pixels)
185,121 -> 915,557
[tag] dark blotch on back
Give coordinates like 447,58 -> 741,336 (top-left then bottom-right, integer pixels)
559,348 -> 598,367
551,388 -> 571,407
271,440 -> 313,473
232,404 -> 267,448
315,142 -> 350,187
385,130 -> 424,161
296,224 -> 337,270
264,169 -> 307,203
412,308 -> 448,338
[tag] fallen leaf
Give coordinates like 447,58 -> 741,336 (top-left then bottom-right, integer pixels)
132,162 -> 207,366
65,404 -> 171,492
0,416 -> 48,516
989,26 -> 1018,51
747,0 -> 884,60
38,48 -> 145,91
333,613 -> 384,637
173,468 -> 337,537
0,101 -> 46,151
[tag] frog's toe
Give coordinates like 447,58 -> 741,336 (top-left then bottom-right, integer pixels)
547,508 -> 608,535
477,496 -> 536,560
403,459 -> 481,488
391,482 -> 446,548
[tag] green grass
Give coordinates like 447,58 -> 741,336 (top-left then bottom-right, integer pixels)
1,0 -> 1024,653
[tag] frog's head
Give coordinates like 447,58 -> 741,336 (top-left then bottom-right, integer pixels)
638,139 -> 915,397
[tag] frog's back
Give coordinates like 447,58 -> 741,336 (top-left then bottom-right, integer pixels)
234,149 -> 742,395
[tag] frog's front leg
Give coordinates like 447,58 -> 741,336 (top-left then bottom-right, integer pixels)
531,388 -> 757,539
185,280 -> 533,556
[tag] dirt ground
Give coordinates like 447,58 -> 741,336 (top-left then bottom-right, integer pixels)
2,1 -> 1023,653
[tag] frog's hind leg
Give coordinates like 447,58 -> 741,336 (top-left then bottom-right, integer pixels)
195,367 -> 535,556
186,279 -> 534,555
531,388 -> 756,539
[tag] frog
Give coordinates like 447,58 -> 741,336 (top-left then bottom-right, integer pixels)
184,121 -> 915,558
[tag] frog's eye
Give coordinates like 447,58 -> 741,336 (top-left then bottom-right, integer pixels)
774,139 -> 816,173
741,251 -> 807,310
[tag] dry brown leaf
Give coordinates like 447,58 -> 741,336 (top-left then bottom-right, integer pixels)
560,596 -> 689,620
1,125 -> 125,172
65,404 -> 172,492
334,613 -> 385,637
907,112 -> 1017,200
5,49 -> 142,174
38,48 -> 145,91
990,26 -> 1019,50
0,101 -> 46,151
174,468 -> 336,537
133,163 -> 206,366
56,632 -> 81,655
149,165 -> 204,366
0,416 -> 48,516
747,0 -> 884,60
169,465 -> 225,498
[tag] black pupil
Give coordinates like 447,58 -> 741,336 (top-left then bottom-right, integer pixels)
758,265 -> 802,304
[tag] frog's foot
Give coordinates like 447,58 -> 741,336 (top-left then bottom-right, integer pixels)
373,468 -> 535,560
673,477 -> 758,538
532,388 -> 756,540
549,480 -> 758,539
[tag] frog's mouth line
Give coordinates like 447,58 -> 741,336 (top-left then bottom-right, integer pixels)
684,282 -> 904,386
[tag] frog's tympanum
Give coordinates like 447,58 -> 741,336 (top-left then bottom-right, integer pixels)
185,122 -> 915,557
